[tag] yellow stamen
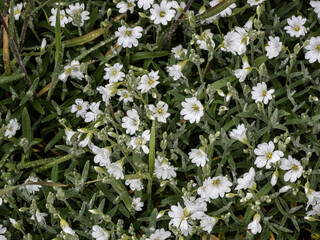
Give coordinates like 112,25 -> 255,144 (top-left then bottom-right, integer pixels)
266,152 -> 273,160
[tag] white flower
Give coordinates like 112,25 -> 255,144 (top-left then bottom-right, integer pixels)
270,169 -> 279,186
122,109 -> 140,135
279,185 -> 292,193
248,0 -> 266,6
104,63 -> 125,83
10,3 -> 23,20
306,189 -> 320,209
108,162 -> 124,179
60,218 -> 75,236
196,29 -> 215,51
311,1 -> 320,18
59,60 -> 84,82
49,8 -> 69,27
229,123 -> 248,144
40,38 -> 47,52
188,148 -> 208,167
0,224 -> 7,240
92,225 -> 109,240
78,131 -> 92,148
132,197 -> 144,211
0,198 -> 2,206
138,0 -> 154,10
284,16 -> 307,37
150,0 -> 176,25
166,64 -> 184,81
97,84 -> 114,104
65,128 -> 76,145
147,228 -> 171,240
20,176 -> 41,194
251,82 -> 275,104
265,36 -> 282,59
5,118 -> 20,138
240,192 -> 253,202
31,210 -> 48,223
129,130 -> 150,154
66,3 -> 90,27
254,141 -> 284,169
168,203 -> 192,236
234,61 -> 251,82
84,102 -> 103,122
117,90 -> 133,103
117,0 -> 136,13
183,197 -> 207,220
148,101 -> 170,123
116,26 -> 143,48
279,155 -> 303,182
307,203 -> 320,216
200,214 -> 218,233
125,179 -> 144,191
181,97 -> 204,123
235,167 -> 256,190
221,30 -> 241,55
197,176 -> 232,201
91,145 -> 111,167
305,36 -> 320,63
154,156 -> 177,180
138,70 -> 160,93
171,45 -> 187,60
248,219 -> 262,235
209,0 -> 236,17
71,99 -> 89,118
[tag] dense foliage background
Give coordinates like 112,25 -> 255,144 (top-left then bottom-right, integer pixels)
1,0 -> 320,239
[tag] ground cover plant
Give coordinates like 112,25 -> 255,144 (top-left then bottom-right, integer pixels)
1,0 -> 320,239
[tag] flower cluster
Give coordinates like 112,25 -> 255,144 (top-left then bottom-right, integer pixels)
2,0 -> 320,239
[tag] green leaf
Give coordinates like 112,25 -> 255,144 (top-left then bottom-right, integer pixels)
22,107 -> 32,141
131,51 -> 169,61
30,100 -> 45,115
44,129 -> 63,153
0,73 -> 25,85
81,160 -> 90,186
210,76 -> 237,89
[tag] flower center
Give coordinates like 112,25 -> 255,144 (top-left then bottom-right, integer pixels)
193,104 -> 200,111
112,69 -> 118,76
294,26 -> 300,31
60,14 -> 65,20
15,10 -> 21,15
127,2 -> 133,7
159,11 -> 166,18
291,164 -> 299,171
266,152 -> 273,160
137,138 -> 143,146
157,108 -> 163,114
77,105 -> 82,110
125,30 -> 132,36
317,45 -> 320,51
262,90 -> 267,97
212,179 -> 220,186
123,93 -> 128,98
148,78 -> 154,85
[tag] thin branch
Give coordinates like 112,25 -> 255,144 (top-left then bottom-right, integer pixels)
0,0 -> 10,47
0,12 -> 32,87
162,0 -> 194,45
19,0 -> 32,51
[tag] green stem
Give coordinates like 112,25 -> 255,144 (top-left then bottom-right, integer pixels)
147,121 -> 156,207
